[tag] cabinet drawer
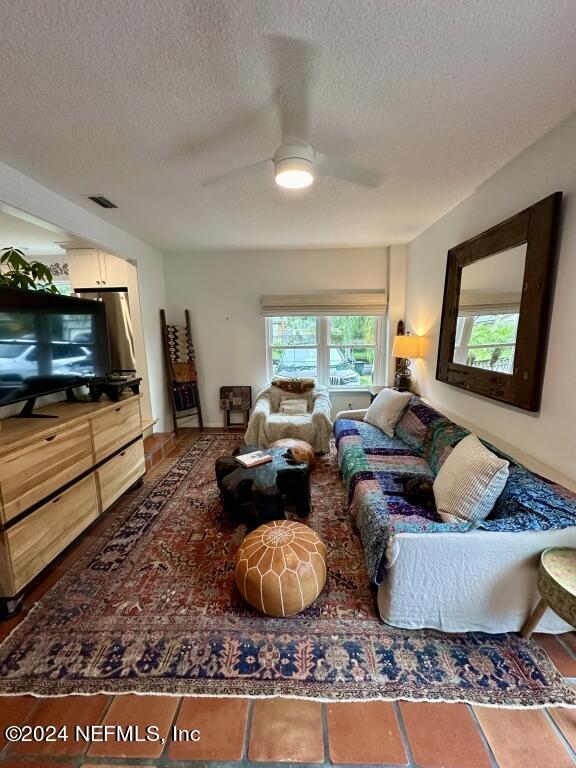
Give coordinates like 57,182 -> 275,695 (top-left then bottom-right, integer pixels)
6,474 -> 99,593
97,439 -> 145,511
92,398 -> 141,462
0,423 -> 93,523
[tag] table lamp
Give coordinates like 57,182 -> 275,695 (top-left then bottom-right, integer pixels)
392,333 -> 424,391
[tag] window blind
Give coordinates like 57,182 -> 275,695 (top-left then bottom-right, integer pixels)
457,290 -> 521,317
260,292 -> 387,316
457,303 -> 521,317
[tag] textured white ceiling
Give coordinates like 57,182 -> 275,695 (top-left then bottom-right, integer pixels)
0,0 -> 575,252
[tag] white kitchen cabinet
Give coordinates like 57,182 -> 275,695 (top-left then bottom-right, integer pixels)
67,248 -> 102,288
65,248 -> 152,428
103,252 -> 129,287
67,248 -> 129,289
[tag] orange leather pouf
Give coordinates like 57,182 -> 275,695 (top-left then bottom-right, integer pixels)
235,520 -> 327,617
269,438 -> 315,467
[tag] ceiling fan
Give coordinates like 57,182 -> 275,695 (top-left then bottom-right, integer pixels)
202,36 -> 383,191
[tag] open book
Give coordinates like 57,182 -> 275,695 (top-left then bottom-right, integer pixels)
235,450 -> 273,468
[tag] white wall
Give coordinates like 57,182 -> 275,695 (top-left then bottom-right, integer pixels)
164,248 -> 389,426
0,161 -> 169,430
406,113 -> 576,485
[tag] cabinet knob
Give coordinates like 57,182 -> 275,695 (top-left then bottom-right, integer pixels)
45,435 -> 56,442
96,280 -> 100,285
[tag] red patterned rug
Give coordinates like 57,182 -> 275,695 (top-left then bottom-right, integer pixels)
0,433 -> 574,706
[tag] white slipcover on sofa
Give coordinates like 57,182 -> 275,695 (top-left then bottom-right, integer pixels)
334,401 -> 576,634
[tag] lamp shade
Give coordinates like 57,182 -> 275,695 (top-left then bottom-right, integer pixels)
392,334 -> 424,359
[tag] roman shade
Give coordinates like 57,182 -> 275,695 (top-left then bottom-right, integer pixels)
260,292 -> 387,316
457,303 -> 521,317
457,290 -> 521,317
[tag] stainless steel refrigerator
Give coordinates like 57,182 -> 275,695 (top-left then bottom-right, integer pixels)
75,288 -> 136,374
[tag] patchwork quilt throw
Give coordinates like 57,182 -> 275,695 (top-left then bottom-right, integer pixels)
334,418 -> 576,585
0,434 -> 574,707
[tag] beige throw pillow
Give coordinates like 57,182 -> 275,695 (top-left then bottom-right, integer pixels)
363,389 -> 412,437
433,434 -> 509,524
279,397 -> 308,415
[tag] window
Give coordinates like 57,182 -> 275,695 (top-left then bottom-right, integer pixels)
454,312 -> 520,373
267,315 -> 383,388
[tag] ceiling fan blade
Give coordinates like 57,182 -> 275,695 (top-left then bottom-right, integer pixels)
172,104 -> 273,162
201,159 -> 271,187
317,153 -> 384,189
267,34 -> 317,144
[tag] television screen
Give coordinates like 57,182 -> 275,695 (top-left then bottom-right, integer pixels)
0,287 -> 109,408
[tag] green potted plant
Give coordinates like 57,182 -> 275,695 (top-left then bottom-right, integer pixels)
0,247 -> 60,293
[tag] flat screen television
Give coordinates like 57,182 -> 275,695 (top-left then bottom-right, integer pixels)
0,286 -> 109,414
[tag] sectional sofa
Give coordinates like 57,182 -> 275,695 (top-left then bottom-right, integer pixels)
334,396 -> 576,634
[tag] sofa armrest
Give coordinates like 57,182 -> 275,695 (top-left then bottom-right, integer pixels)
334,408 -> 368,422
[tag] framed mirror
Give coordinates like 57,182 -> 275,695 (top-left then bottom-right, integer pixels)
436,192 -> 562,411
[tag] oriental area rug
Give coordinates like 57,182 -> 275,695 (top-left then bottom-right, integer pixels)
0,433 -> 574,707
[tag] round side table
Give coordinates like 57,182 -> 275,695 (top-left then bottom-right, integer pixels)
521,547 -> 576,638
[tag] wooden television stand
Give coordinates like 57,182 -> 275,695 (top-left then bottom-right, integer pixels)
0,394 -> 145,619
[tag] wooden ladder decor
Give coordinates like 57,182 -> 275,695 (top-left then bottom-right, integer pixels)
160,309 -> 203,433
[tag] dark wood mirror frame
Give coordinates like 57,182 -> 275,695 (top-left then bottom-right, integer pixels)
436,192 -> 562,411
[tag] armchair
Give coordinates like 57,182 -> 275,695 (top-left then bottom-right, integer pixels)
245,384 -> 332,453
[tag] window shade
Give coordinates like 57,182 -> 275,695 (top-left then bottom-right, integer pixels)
261,292 -> 387,316
457,291 -> 521,317
457,304 -> 521,317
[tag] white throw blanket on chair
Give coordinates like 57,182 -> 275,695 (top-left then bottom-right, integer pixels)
244,384 -> 333,453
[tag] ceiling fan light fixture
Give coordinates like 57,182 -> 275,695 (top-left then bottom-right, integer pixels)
273,144 -> 315,189
274,157 -> 314,189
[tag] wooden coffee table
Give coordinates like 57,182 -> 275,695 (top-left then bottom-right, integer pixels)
521,547 -> 576,638
215,445 -> 311,528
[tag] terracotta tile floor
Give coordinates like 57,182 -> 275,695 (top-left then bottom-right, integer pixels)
0,430 -> 575,768
144,432 -> 176,473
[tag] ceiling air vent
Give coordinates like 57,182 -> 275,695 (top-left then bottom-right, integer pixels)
87,195 -> 117,209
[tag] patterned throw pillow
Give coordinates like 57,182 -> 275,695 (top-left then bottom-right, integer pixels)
433,434 -> 510,524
